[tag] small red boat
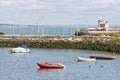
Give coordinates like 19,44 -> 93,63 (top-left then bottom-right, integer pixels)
37,62 -> 65,69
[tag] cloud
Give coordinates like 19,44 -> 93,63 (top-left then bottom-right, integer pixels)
0,0 -> 119,14
0,0 -> 120,25
0,0 -> 46,10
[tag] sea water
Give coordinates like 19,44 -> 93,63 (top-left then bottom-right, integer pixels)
0,48 -> 120,80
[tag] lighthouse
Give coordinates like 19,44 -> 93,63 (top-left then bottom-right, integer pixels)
98,17 -> 104,28
97,17 -> 110,31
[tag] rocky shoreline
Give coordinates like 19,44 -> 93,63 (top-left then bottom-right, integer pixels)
0,35 -> 120,53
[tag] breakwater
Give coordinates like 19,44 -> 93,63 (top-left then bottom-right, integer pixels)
0,35 -> 120,53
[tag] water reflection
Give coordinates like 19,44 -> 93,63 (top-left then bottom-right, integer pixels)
38,68 -> 64,72
9,52 -> 30,56
37,68 -> 64,80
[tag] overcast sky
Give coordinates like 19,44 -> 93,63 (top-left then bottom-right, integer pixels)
0,0 -> 120,25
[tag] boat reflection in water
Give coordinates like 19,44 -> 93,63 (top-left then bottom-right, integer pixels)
37,66 -> 64,80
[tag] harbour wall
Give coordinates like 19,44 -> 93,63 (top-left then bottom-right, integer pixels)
0,35 -> 120,53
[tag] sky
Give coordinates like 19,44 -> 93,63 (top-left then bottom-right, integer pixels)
0,0 -> 120,25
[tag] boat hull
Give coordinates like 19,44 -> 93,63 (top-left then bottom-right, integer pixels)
77,57 -> 96,62
90,56 -> 115,59
10,47 -> 30,53
37,62 -> 64,69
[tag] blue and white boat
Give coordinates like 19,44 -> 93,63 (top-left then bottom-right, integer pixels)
9,45 -> 30,53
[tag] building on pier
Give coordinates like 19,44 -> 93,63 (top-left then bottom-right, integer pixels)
75,18 -> 120,36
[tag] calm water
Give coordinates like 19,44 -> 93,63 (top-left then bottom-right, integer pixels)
0,48 -> 120,80
0,25 -> 118,36
0,27 -> 77,36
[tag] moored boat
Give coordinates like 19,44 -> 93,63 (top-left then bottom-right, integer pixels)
9,45 -> 30,53
77,56 -> 96,62
37,62 -> 65,69
90,55 -> 115,59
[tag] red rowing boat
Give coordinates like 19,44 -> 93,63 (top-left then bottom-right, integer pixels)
37,62 -> 65,69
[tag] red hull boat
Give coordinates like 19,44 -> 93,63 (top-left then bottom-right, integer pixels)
37,62 -> 65,69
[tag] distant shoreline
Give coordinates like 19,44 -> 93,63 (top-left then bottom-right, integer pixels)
0,35 -> 120,53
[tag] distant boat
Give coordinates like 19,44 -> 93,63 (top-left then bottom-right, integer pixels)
77,56 -> 96,62
9,45 -> 30,53
90,55 -> 115,59
37,62 -> 65,69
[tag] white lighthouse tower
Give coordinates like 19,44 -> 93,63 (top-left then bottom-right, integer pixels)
98,17 -> 104,28
97,17 -> 110,31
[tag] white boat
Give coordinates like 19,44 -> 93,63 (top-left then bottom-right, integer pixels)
9,45 -> 30,53
77,56 -> 96,62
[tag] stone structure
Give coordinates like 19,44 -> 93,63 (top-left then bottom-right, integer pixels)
75,18 -> 120,36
